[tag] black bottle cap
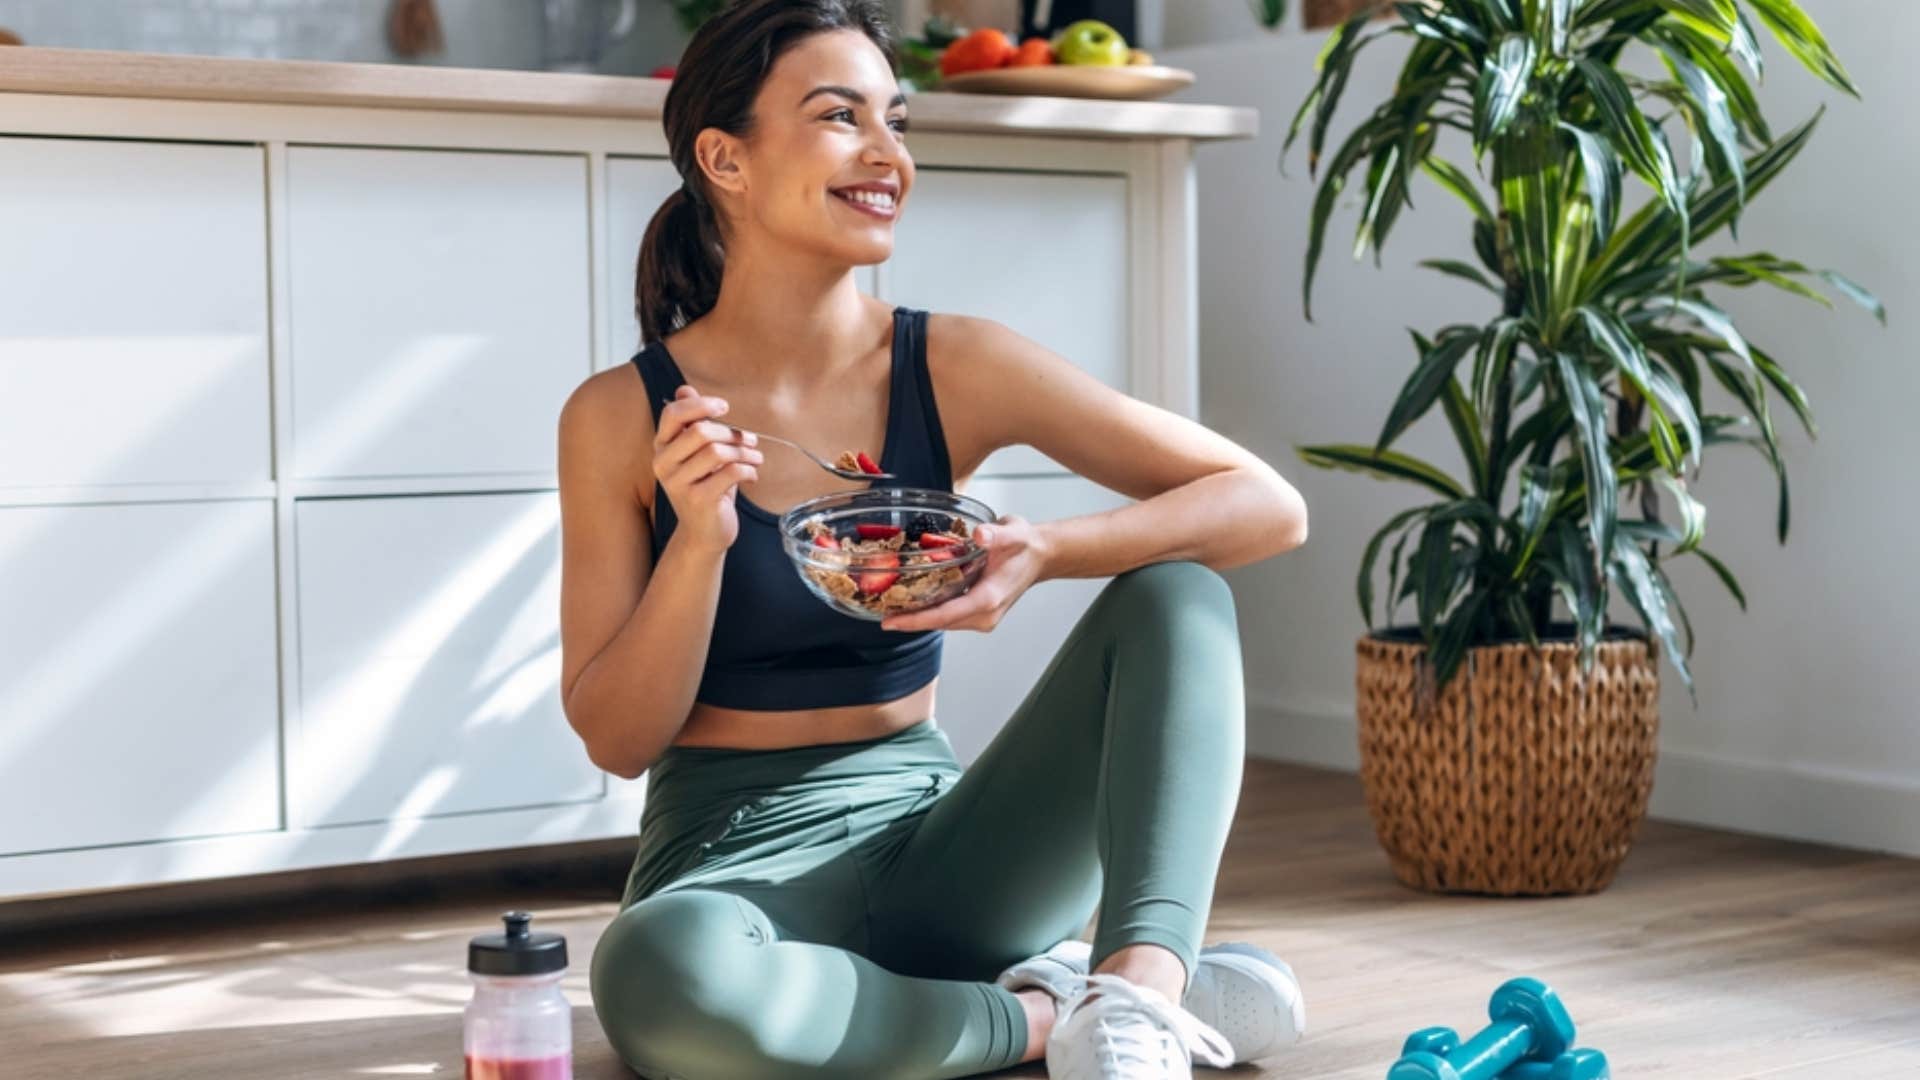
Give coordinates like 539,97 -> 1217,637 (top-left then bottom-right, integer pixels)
468,911 -> 568,976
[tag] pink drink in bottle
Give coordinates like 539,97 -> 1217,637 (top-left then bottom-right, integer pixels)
465,911 -> 572,1079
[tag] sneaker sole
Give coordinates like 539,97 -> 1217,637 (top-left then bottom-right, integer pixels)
1189,942 -> 1307,1063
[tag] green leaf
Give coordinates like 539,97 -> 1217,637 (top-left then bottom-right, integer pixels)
1358,504 -> 1436,629
1512,463 -> 1561,579
1611,531 -> 1695,693
1709,255 -> 1831,306
1441,375 -> 1489,494
1430,591 -> 1490,689
1378,328 -> 1480,452
1540,0 -> 1574,56
1472,316 -> 1526,422
1554,351 -> 1618,578
1751,345 -> 1817,438
1653,473 -> 1707,553
1561,122 -> 1621,247
1553,517 -> 1604,665
1476,34 -> 1538,146
1744,0 -> 1859,97
1396,2 -> 1487,54
1587,112 -> 1819,296
1297,444 -> 1469,500
1499,121 -> 1563,334
1658,39 -> 1745,206
1423,158 -> 1495,223
1577,59 -> 1686,224
1420,258 -> 1500,292
1694,547 -> 1748,610
1303,116 -> 1396,320
1647,363 -> 1705,469
1649,295 -> 1753,369
1819,270 -> 1887,324
1580,304 -> 1687,471
1416,515 -> 1459,639
1655,21 -> 1769,142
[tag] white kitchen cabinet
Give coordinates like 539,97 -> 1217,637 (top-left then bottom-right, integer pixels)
935,474 -> 1136,765
0,137 -> 271,490
291,492 -> 601,829
884,169 -> 1131,478
0,500 -> 280,855
286,147 -> 592,481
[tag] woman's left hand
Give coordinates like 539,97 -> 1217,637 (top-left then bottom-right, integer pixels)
881,514 -> 1048,633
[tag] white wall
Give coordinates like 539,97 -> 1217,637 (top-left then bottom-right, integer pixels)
1163,7 -> 1920,857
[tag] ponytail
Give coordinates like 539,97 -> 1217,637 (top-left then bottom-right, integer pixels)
636,184 -> 723,344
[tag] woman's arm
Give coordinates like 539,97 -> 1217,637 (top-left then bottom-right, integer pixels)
556,377 -> 726,780
942,316 -> 1308,580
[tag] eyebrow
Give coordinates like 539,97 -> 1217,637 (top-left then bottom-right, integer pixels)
799,84 -> 908,110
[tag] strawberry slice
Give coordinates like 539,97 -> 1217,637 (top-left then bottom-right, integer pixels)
856,451 -> 882,475
921,548 -> 958,563
918,530 -> 964,548
853,552 -> 901,595
856,523 -> 904,540
812,532 -> 840,549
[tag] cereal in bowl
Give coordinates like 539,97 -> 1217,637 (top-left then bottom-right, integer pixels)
802,515 -> 977,616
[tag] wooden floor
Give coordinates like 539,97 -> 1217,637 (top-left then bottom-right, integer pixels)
5,760 -> 1919,1078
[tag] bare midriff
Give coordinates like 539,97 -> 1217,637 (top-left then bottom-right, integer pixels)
666,679 -> 938,750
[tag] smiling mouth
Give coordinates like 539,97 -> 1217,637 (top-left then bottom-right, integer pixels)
834,189 -> 897,217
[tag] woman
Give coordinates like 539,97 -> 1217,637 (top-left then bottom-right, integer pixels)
557,2 -> 1309,1076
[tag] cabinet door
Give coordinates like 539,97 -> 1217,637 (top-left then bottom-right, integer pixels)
884,169 -> 1130,478
0,501 -> 281,855
933,474 -> 1134,765
286,147 -> 591,480
292,493 -> 599,829
0,137 -> 270,489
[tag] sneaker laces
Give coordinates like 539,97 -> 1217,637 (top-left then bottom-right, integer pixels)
1059,973 -> 1235,1072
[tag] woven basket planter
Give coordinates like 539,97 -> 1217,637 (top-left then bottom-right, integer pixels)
1355,628 -> 1661,896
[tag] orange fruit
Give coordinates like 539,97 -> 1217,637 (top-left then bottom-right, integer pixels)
1009,37 -> 1054,66
939,28 -> 1018,76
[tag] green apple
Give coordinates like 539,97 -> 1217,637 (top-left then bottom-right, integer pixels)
1053,19 -> 1129,66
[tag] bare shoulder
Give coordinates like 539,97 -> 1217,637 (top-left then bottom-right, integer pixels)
558,363 -> 654,512
921,311 -> 1059,478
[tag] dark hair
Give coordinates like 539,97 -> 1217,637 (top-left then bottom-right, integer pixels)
635,0 -> 897,344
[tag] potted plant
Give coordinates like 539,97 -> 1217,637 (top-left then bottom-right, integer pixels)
1287,0 -> 1882,895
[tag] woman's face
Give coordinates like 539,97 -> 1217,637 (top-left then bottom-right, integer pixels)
732,29 -> 914,266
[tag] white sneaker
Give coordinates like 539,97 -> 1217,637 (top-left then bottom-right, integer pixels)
1045,972 -> 1235,1078
996,939 -> 1306,1064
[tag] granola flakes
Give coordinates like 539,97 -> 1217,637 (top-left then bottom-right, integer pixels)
800,514 -> 976,616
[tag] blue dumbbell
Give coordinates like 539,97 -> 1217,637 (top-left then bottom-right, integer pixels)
1500,1048 -> 1610,1080
1387,978 -> 1576,1080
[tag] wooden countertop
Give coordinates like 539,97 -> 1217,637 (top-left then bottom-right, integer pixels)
0,46 -> 1257,141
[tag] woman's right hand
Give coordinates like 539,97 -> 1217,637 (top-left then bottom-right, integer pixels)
653,384 -> 764,553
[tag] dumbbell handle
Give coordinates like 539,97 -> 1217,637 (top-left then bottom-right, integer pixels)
1447,1019 -> 1536,1077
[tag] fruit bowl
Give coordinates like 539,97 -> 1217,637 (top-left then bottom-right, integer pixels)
939,64 -> 1196,101
779,488 -> 995,621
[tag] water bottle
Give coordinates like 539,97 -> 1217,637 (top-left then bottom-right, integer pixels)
465,911 -> 572,1080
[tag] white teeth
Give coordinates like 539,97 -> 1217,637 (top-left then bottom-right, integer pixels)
839,189 -> 895,210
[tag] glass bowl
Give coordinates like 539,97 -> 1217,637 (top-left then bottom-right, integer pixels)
779,487 -> 996,621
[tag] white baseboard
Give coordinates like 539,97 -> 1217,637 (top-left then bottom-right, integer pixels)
1246,699 -> 1920,860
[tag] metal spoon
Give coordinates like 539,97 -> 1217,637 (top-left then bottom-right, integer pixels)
660,396 -> 896,481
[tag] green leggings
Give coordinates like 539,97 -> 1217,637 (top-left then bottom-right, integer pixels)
590,560 -> 1246,1079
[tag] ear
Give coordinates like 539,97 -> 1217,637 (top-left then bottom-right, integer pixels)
693,128 -> 749,201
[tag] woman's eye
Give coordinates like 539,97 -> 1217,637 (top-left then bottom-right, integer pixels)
827,108 -> 910,134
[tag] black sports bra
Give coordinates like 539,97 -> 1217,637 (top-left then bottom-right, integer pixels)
630,306 -> 953,711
